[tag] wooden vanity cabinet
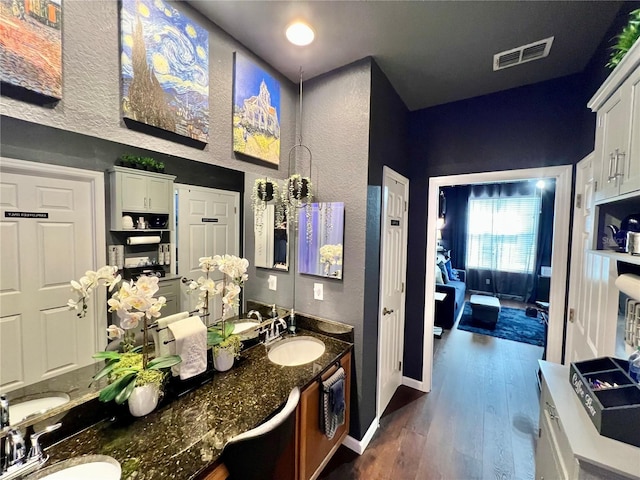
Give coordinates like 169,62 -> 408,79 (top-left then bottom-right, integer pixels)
201,350 -> 352,480
298,351 -> 351,480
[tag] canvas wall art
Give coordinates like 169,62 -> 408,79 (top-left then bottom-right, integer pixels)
120,0 -> 209,143
233,53 -> 281,165
0,0 -> 62,100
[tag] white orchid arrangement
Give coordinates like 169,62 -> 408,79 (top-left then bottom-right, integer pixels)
319,243 -> 343,276
67,266 -> 121,318
106,275 -> 167,345
68,267 -> 181,403
188,255 -> 249,355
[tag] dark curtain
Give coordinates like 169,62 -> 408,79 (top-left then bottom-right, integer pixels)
465,181 -> 540,301
527,179 -> 556,303
441,185 -> 469,270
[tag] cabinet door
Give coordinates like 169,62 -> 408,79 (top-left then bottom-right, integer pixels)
158,279 -> 180,317
298,352 -> 351,480
535,420 -> 564,480
147,177 -> 171,213
595,90 -> 630,201
621,67 -> 640,195
120,172 -> 148,211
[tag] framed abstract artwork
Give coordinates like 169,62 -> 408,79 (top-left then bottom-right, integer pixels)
120,0 -> 209,144
233,52 -> 281,165
0,0 -> 62,101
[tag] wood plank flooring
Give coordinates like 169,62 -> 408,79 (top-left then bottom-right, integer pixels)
319,310 -> 543,480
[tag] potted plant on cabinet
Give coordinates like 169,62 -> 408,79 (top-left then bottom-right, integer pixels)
187,255 -> 249,371
608,8 -> 640,68
68,267 -> 181,416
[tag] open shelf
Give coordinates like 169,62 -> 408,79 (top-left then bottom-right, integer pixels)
589,249 -> 640,266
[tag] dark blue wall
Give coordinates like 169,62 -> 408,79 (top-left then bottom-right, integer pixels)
402,2 -> 639,380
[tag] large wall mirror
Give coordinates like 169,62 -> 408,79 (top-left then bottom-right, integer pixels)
298,202 -> 345,279
254,204 -> 288,271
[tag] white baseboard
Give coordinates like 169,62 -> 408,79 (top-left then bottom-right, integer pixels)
342,417 -> 379,455
402,376 -> 426,392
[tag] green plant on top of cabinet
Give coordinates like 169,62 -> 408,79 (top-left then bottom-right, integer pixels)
590,41 -> 640,202
108,166 -> 176,230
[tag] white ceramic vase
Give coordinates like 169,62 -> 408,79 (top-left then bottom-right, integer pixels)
128,384 -> 160,417
213,346 -> 235,372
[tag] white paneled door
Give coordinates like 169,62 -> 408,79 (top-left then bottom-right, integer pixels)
175,185 -> 239,323
566,153 -> 619,362
377,167 -> 409,418
0,159 -> 105,392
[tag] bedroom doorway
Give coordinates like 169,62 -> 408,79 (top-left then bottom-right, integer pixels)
421,166 -> 572,392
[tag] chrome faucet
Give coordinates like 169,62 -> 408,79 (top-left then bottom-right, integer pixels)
0,415 -> 61,480
247,310 -> 262,323
0,396 -> 8,430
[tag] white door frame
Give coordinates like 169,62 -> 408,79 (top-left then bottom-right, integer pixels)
0,157 -> 107,351
421,165 -> 573,391
376,166 -> 409,418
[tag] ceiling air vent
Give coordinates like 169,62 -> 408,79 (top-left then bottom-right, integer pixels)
493,36 -> 554,71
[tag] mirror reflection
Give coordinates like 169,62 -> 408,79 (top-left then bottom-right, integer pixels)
298,202 -> 345,279
254,204 -> 288,271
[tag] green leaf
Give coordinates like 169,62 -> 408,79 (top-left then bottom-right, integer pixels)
147,355 -> 182,370
91,359 -> 120,383
223,322 -> 234,338
92,351 -> 122,360
98,372 -> 136,403
114,375 -> 137,405
207,330 -> 224,346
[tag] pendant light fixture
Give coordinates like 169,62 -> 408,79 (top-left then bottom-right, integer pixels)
284,67 -> 314,243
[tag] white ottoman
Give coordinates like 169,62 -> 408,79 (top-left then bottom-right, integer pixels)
470,294 -> 501,329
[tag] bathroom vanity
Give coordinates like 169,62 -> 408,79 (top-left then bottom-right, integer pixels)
536,361 -> 640,480
13,328 -> 352,480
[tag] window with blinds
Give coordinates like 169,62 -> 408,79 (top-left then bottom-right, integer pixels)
465,196 -> 541,274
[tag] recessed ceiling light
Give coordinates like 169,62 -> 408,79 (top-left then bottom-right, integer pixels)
286,21 -> 315,46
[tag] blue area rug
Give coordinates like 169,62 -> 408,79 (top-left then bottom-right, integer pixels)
457,302 -> 545,346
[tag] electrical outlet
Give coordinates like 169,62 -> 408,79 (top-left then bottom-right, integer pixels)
314,283 -> 323,300
268,275 -> 277,291
485,278 -> 491,285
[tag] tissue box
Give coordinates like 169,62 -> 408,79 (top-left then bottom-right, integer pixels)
569,357 -> 640,447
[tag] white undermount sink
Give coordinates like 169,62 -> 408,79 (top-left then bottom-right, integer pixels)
26,455 -> 121,480
9,392 -> 70,424
267,336 -> 326,366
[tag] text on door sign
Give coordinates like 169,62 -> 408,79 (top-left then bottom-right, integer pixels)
202,218 -> 219,223
5,212 -> 49,218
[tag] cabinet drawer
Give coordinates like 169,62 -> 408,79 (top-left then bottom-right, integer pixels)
541,379 -> 575,478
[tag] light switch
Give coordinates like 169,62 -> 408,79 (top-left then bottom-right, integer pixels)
314,283 -> 323,300
268,275 -> 277,291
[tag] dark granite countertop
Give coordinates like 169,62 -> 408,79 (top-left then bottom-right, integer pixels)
43,330 -> 352,479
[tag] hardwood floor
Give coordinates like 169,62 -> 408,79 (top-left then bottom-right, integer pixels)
319,314 -> 543,480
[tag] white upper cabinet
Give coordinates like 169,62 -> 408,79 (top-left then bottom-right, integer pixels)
589,41 -> 640,202
108,166 -> 176,230
625,67 -> 640,195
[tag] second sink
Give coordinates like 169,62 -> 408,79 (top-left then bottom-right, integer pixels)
267,336 -> 325,366
25,455 -> 121,480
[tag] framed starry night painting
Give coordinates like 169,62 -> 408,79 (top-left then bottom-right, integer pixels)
120,0 -> 209,144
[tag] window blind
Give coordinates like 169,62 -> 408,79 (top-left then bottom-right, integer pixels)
465,196 -> 540,274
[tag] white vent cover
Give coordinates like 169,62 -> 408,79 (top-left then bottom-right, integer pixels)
493,36 -> 554,71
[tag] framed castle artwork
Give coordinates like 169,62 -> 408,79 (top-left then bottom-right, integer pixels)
233,52 -> 281,165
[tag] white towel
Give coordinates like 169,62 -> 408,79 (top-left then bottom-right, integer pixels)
167,316 -> 207,380
153,311 -> 190,358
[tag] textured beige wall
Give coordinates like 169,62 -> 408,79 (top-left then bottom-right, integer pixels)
0,0 -> 296,180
